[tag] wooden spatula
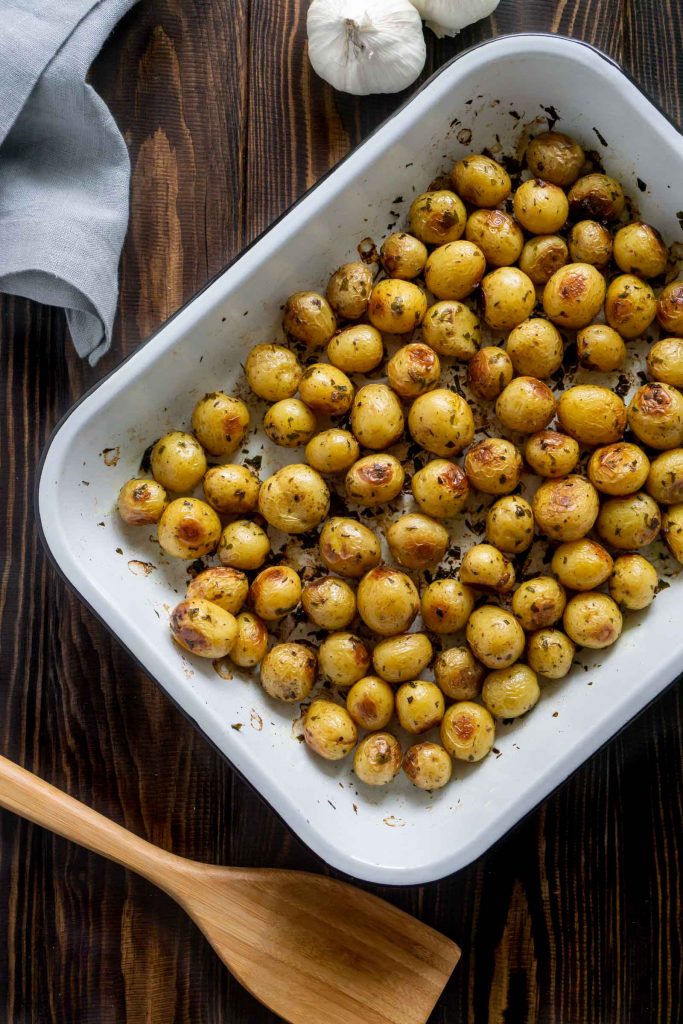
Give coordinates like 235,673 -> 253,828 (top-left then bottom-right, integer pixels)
0,754 -> 459,1023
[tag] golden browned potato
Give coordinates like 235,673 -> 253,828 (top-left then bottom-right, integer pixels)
467,346 -> 514,400
258,464 -> 330,533
587,442 -> 650,496
326,261 -> 374,320
411,459 -> 470,519
356,566 -> 419,636
245,343 -> 303,401
563,592 -> 623,648
551,539 -> 614,591
170,599 -> 238,659
433,647 -> 485,700
151,431 -> 207,492
368,278 -> 427,333
187,566 -> 249,614
647,338 -> 683,388
421,301 -> 481,360
218,520 -> 270,570
387,342 -> 441,399
203,464 -> 260,515
595,492 -> 661,549
567,173 -> 625,220
298,363 -> 354,416
465,209 -> 524,267
263,398 -> 317,447
542,263 -> 606,329
613,222 -> 668,278
518,235 -> 569,284
482,664 -> 540,719
485,495 -> 535,554
327,324 -> 384,374
318,632 -> 371,688
386,513 -> 449,569
524,431 -> 580,479
568,220 -> 613,268
576,324 -> 626,372
305,428 -> 360,475
372,633 -> 433,683
627,382 -> 683,450
380,231 -> 428,280
261,642 -> 317,702
424,241 -> 487,301
460,544 -> 515,593
249,565 -> 302,621
532,476 -> 600,542
557,385 -> 627,446
511,576 -> 566,630
646,449 -> 683,504
480,267 -> 536,332
661,503 -> 683,563
421,579 -> 476,634
346,677 -> 395,730
505,319 -> 564,379
301,576 -> 356,630
318,517 -> 381,578
408,388 -> 475,456
656,280 -> 683,336
192,394 -> 251,459
403,742 -> 453,791
526,131 -> 585,186
604,274 -> 657,339
526,628 -> 575,679
345,453 -> 405,506
354,733 -> 402,786
466,604 -> 526,668
350,383 -> 405,451
513,179 -> 569,234
304,699 -> 358,760
118,478 -> 167,525
464,437 -> 523,495
230,612 -> 269,668
408,190 -> 467,244
496,376 -> 556,434
608,554 -> 658,610
451,154 -> 511,207
440,701 -> 495,762
283,291 -> 336,347
396,681 -> 445,734
158,497 -> 222,558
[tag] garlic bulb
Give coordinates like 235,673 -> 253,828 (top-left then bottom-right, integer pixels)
410,0 -> 500,38
307,0 -> 427,96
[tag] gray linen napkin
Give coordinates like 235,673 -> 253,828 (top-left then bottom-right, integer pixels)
0,0 -> 139,365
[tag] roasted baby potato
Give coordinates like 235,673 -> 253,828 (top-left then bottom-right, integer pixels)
460,543 -> 515,593
421,579 -> 476,634
526,629 -> 575,679
350,383 -> 405,451
613,222 -> 667,278
408,190 -> 466,244
396,681 -> 445,734
604,274 -> 657,339
408,388 -> 475,456
526,131 -> 585,186
563,592 -> 623,649
480,267 -> 536,332
464,437 -> 523,495
513,178 -> 569,234
627,383 -> 683,450
424,241 -> 487,301
229,612 -> 269,669
345,453 -> 405,506
192,393 -> 250,458
157,497 -> 221,558
151,431 -> 207,492
466,604 -> 525,669
608,554 -> 658,610
595,492 -> 661,549
304,700 -> 358,760
411,458 -> 470,519
118,478 -> 167,525
261,642 -> 317,702
356,566 -> 419,636
433,647 -> 485,701
551,539 -> 614,591
485,495 -> 535,554
298,363 -> 354,416
245,343 -> 303,401
542,262 -> 606,329
318,517 -> 381,578
661,503 -> 683,563
451,154 -> 511,207
326,261 -> 374,320
557,385 -> 627,447
587,442 -> 650,496
327,324 -> 384,374
264,398 -> 317,447
505,318 -> 564,379
305,428 -> 360,475
301,576 -> 356,630
465,209 -> 524,267
518,235 -> 568,285
646,449 -> 683,504
249,565 -> 302,621
467,346 -> 514,400
482,664 -> 540,719
186,566 -> 249,614
647,338 -> 683,389
386,512 -> 449,569
440,701 -> 495,762
421,300 -> 481,360
353,733 -> 402,786
387,342 -> 441,398
218,520 -> 270,570
568,220 -> 613,268
532,475 -> 600,542
346,677 -> 395,730
524,431 -> 580,479
511,576 -> 566,631
372,633 -> 433,684
656,280 -> 683,336
380,231 -> 428,280
258,464 -> 330,533
170,599 -> 237,659
318,632 -> 371,688
283,291 -> 336,347
368,278 -> 427,333
402,742 -> 453,791
576,324 -> 626,372
203,464 -> 260,515
496,376 -> 556,434
567,173 -> 625,221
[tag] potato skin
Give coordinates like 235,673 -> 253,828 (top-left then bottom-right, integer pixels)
421,301 -> 481,360
485,495 -> 535,554
563,592 -> 623,649
230,612 -> 269,668
568,220 -> 613,268
576,324 -> 626,372
327,324 -> 384,374
480,267 -> 536,332
512,576 -> 566,631
627,383 -> 683,450
372,633 -> 433,684
408,190 -> 467,245
345,454 -> 405,506
258,464 -> 330,533
318,632 -> 371,688
304,700 -> 358,760
301,576 -> 356,630
451,154 -> 511,207
587,442 -> 650,496
380,231 -> 428,280
524,431 -> 580,479
557,386 -> 627,447
421,579 -> 476,634
191,394 -> 250,458
354,733 -> 402,786
433,647 -> 485,700
318,517 -> 381,578
346,677 -> 395,730
387,513 -> 449,570
402,742 -> 453,791
464,437 -> 523,495
351,383 -> 405,451
465,209 -> 524,267
542,262 -> 607,329
518,235 -> 568,284
326,261 -> 374,320
656,280 -> 683,336
440,701 -> 495,762
387,343 -> 441,399
604,274 -> 657,339
513,179 -> 569,234
609,554 -> 658,610
647,338 -> 683,389
526,629 -> 575,679
118,478 -> 167,525
551,539 -> 613,591
356,566 -> 419,637
467,346 -> 514,401
613,222 -> 667,278
368,279 -> 427,333
424,241 -> 487,301
158,497 -> 222,559
466,604 -> 525,669
245,343 -> 303,401
283,291 -> 336,347
532,476 -> 600,542
263,645 -> 315,704
395,681 -> 445,734
170,599 -> 238,659
298,363 -> 354,416
264,398 -> 317,447
203,464 -> 260,515
408,389 -> 475,456
218,520 -> 270,570
186,567 -> 249,614
526,131 -> 585,186
151,431 -> 207,492
482,664 -> 540,719
496,377 -> 556,434
567,173 -> 625,221
646,449 -> 683,504
661,503 -> 683,563
249,565 -> 302,621
305,429 -> 360,475
411,459 -> 470,519
460,543 -> 515,593
595,492 -> 661,550
505,319 -> 564,379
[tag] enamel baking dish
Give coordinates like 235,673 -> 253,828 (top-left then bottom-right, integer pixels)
38,35 -> 683,885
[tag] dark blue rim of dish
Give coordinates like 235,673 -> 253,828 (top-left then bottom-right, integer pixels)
33,33 -> 683,890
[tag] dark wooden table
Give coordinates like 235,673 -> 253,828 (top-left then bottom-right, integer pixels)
1,2 -> 682,1021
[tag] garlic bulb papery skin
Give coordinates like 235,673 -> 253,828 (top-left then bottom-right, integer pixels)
410,0 -> 500,38
307,0 -> 427,96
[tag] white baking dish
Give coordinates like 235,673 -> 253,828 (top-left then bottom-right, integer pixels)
38,35 -> 683,885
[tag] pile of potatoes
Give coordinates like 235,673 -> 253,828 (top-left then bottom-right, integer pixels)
117,129 -> 683,793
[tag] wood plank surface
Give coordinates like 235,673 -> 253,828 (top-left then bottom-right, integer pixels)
0,1 -> 681,1022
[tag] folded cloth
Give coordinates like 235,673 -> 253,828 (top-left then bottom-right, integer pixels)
0,0 -> 139,365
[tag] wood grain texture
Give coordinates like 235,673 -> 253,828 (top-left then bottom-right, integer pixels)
0,1 -> 682,1022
